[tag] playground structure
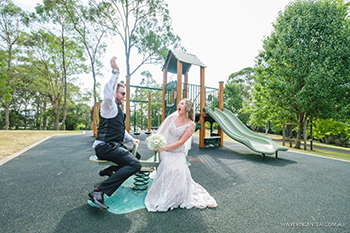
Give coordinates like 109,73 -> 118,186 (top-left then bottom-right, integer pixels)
93,49 -> 288,158
92,101 -> 101,138
206,108 -> 289,160
129,85 -> 162,135
160,50 -> 225,148
157,50 -> 288,156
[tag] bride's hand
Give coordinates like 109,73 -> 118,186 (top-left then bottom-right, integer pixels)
157,147 -> 165,153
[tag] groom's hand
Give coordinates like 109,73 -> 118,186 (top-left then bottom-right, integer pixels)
131,138 -> 140,145
110,56 -> 119,70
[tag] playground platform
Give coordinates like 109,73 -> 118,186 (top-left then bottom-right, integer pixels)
0,131 -> 349,233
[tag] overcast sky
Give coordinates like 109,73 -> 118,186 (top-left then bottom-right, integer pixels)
13,0 -> 293,93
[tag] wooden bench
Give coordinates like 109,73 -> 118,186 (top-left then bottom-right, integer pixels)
89,144 -> 161,190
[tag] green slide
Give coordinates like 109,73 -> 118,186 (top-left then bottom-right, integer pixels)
206,108 -> 288,158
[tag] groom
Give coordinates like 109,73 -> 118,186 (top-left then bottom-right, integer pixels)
89,57 -> 141,209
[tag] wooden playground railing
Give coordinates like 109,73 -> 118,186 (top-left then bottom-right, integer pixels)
282,120 -> 313,150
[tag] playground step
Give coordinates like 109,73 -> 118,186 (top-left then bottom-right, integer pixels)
204,136 -> 221,146
204,136 -> 221,140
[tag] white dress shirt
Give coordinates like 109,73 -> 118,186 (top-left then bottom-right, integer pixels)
92,74 -> 132,148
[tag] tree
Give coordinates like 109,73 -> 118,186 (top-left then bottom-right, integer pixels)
224,67 -> 255,124
228,67 -> 255,102
61,83 -> 92,130
25,29 -> 84,130
35,0 -> 86,130
0,0 -> 29,130
59,0 -> 108,106
91,0 -> 182,130
312,118 -> 350,146
254,0 -> 350,148
0,50 -> 8,102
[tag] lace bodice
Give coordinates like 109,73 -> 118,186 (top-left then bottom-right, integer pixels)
165,117 -> 191,153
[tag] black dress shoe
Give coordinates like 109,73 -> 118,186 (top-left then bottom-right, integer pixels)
88,190 -> 109,209
99,169 -> 113,177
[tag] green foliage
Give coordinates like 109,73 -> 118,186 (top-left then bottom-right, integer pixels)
225,67 -> 255,124
0,1 -> 100,131
228,67 -> 255,102
0,50 -> 9,101
205,121 -> 211,130
0,0 -> 29,129
250,0 -> 350,146
76,123 -> 86,130
224,82 -> 243,114
255,0 -> 350,121
312,118 -> 350,146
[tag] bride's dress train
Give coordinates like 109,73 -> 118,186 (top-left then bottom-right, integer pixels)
145,116 -> 217,212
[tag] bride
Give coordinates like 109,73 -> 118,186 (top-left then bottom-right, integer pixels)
145,98 -> 217,212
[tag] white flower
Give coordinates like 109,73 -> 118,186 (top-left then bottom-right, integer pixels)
146,133 -> 167,152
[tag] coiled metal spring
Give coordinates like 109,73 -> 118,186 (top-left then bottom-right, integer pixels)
133,171 -> 150,191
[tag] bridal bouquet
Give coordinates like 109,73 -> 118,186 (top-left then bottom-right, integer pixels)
146,133 -> 167,152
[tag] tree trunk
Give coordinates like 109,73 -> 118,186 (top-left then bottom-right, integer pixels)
91,63 -> 96,131
50,96 -> 61,131
265,120 -> 270,135
54,116 -> 60,130
4,43 -> 13,131
324,135 -> 332,144
294,113 -> 305,149
43,102 -> 47,130
339,136 -> 349,146
4,102 -> 9,130
61,27 -> 67,131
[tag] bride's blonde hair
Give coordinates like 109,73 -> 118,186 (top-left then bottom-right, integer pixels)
183,98 -> 195,121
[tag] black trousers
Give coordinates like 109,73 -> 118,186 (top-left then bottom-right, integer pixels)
95,144 -> 141,196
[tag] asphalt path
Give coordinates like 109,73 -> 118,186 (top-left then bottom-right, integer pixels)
1,131 -> 349,233
272,139 -> 350,155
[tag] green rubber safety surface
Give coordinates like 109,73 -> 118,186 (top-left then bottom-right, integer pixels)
88,175 -> 153,214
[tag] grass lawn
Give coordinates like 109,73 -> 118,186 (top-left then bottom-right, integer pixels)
0,130 -> 83,159
194,131 -> 350,162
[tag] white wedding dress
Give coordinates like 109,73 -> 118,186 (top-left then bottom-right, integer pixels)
145,115 -> 217,212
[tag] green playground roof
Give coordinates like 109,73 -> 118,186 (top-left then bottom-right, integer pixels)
162,50 -> 206,74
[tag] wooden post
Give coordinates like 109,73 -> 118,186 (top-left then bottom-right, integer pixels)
96,101 -> 101,126
184,73 -> 188,98
218,81 -> 224,146
282,120 -> 285,146
177,60 -> 182,107
93,104 -> 97,137
303,120 -> 307,150
125,75 -> 130,132
289,125 -> 293,148
310,119 -> 313,150
162,68 -> 167,122
199,66 -> 205,148
148,92 -> 151,133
